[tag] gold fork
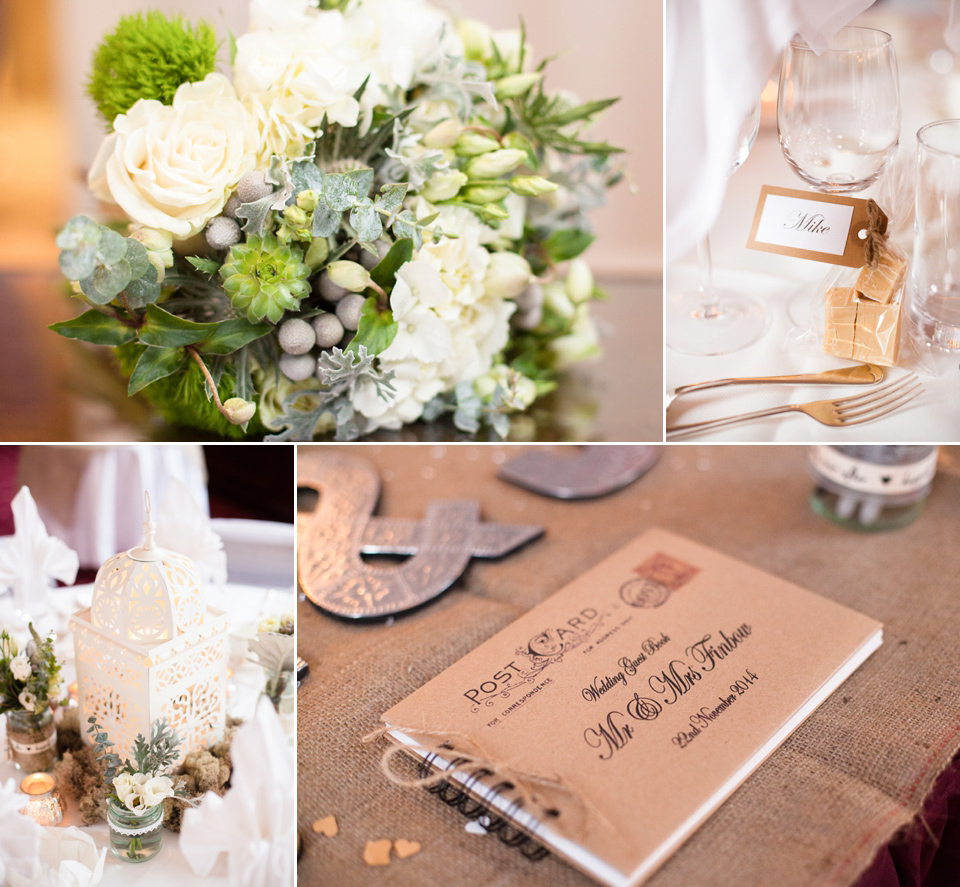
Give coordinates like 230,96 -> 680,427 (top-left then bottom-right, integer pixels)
666,375 -> 922,437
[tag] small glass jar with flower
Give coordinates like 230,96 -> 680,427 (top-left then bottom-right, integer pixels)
88,715 -> 195,863
0,624 -> 64,771
249,613 -> 295,731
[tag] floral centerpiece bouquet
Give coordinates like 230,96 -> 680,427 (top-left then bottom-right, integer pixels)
1,625 -> 63,771
53,0 -> 621,440
88,715 -> 194,862
249,612 -> 295,712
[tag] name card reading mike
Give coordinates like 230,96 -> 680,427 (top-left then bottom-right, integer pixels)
746,185 -> 887,268
380,529 -> 882,887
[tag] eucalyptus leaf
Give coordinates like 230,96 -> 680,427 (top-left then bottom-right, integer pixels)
138,303 -> 217,347
312,202 -> 341,237
49,310 -> 137,346
393,211 -> 423,250
290,159 -> 325,197
97,228 -> 128,265
374,183 -> 407,222
124,238 -> 151,279
81,260 -> 131,303
56,215 -> 101,251
124,264 -> 162,309
350,200 -> 382,243
128,345 -> 185,395
59,246 -> 98,282
198,318 -> 273,355
324,168 -> 374,211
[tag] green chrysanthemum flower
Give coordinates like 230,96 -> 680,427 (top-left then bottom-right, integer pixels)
219,235 -> 312,324
88,11 -> 218,128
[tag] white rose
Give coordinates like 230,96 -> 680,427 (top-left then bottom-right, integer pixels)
140,775 -> 175,808
9,654 -> 31,681
113,773 -> 137,808
88,73 -> 258,239
17,689 -> 37,711
421,170 -> 467,203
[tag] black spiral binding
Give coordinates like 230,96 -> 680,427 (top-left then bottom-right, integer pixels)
418,749 -> 550,861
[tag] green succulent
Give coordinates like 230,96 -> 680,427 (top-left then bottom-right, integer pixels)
219,235 -> 311,324
87,11 -> 218,128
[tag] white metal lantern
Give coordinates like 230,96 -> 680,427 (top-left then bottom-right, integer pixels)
70,493 -> 229,764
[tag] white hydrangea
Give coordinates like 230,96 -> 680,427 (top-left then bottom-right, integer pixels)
352,204 -> 517,431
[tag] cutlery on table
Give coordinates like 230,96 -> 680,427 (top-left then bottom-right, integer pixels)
666,375 -> 921,437
665,364 -> 885,411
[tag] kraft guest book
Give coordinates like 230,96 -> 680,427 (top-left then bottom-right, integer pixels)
379,529 -> 883,887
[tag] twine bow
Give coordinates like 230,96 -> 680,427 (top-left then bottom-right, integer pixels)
863,199 -> 889,269
362,725 -> 620,844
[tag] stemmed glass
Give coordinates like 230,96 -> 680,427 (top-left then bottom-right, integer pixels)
778,27 -> 900,193
666,100 -> 766,355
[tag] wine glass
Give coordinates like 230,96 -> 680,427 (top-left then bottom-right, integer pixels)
778,27 -> 900,193
666,100 -> 766,355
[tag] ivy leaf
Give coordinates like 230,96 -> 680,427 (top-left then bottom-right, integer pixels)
138,303 -> 217,347
312,201 -> 341,237
49,310 -> 137,346
392,210 -> 422,250
128,345 -> 185,395
350,199 -> 382,243
198,318 -> 273,355
369,238 -> 413,291
347,296 -> 398,356
324,168 -> 374,211
543,229 -> 594,263
187,256 -> 221,275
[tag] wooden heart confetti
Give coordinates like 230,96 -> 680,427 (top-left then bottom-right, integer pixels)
363,839 -> 392,866
312,815 -> 338,837
394,839 -> 421,859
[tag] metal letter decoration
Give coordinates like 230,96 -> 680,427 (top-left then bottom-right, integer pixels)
298,451 -> 543,619
498,446 -> 659,499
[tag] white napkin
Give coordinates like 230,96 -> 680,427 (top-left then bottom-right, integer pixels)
0,777 -> 43,885
155,478 -> 228,588
179,697 -> 295,886
0,487 -> 79,602
7,826 -> 105,887
665,0 -> 875,262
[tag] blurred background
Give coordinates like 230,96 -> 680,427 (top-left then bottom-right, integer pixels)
0,0 -> 663,441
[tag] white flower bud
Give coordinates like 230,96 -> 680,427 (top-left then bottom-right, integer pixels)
313,312 -> 345,348
336,292 -> 366,331
421,170 -> 468,203
205,216 -> 241,251
236,169 -> 272,204
278,317 -> 316,355
326,261 -> 371,293
222,397 -> 257,424
466,149 -> 527,180
423,118 -> 462,149
543,281 -> 575,320
508,175 -> 558,198
279,353 -> 317,382
565,258 -> 594,304
457,19 -> 493,60
455,132 -> 501,157
463,184 -> 510,204
129,225 -> 173,254
551,305 -> 601,370
495,72 -> 542,99
484,251 -> 532,300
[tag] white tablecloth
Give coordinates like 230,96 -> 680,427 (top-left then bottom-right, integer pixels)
666,10 -> 960,442
0,572 -> 295,886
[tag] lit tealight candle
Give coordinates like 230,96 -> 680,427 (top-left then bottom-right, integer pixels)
20,773 -> 66,826
68,681 -> 79,705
